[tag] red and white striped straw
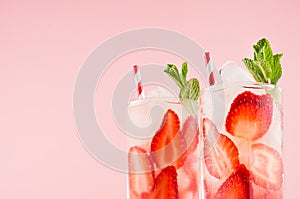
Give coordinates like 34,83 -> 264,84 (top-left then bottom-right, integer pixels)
204,51 -> 220,86
133,65 -> 145,99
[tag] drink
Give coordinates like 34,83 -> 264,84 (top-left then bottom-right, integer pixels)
200,82 -> 283,198
127,97 -> 200,199
126,37 -> 284,198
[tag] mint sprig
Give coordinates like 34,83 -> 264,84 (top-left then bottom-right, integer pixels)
164,62 -> 200,114
243,38 -> 283,84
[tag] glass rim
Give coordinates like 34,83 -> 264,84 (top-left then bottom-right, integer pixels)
128,96 -> 200,105
201,81 -> 280,94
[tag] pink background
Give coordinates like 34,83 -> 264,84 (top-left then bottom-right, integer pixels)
1,0 -> 299,198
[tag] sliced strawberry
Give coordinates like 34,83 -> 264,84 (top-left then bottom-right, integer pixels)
181,115 -> 199,155
215,164 -> 251,199
225,91 -> 273,141
180,167 -> 198,198
141,166 -> 178,199
176,115 -> 199,168
250,143 -> 283,190
203,118 -> 240,179
150,109 -> 186,169
128,146 -> 155,198
250,181 -> 283,198
203,179 -> 213,199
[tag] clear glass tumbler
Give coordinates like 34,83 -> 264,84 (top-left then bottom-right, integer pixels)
127,97 -> 200,199
200,82 -> 284,198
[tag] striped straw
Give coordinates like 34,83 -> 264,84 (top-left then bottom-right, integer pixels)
204,51 -> 220,86
133,65 -> 145,99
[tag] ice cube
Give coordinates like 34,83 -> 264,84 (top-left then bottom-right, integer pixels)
128,86 -> 178,129
219,61 -> 255,83
128,100 -> 152,128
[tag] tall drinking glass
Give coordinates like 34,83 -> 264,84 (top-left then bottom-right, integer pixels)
200,82 -> 284,198
127,97 -> 200,199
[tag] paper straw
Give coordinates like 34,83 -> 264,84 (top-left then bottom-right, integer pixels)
204,51 -> 221,86
133,65 -> 145,99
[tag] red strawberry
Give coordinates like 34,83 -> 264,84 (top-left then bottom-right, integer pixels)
141,166 -> 178,199
181,115 -> 199,156
215,164 -> 251,199
203,118 -> 240,179
250,143 -> 283,190
250,181 -> 283,198
225,91 -> 273,141
128,146 -> 155,198
150,109 -> 186,169
176,115 -> 199,168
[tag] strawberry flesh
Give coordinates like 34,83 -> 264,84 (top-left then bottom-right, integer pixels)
128,146 -> 155,198
150,109 -> 186,169
250,143 -> 283,190
203,118 -> 240,179
177,115 -> 199,168
215,164 -> 251,199
225,91 -> 273,141
141,166 -> 178,199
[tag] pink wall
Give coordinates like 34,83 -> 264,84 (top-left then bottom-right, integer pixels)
1,0 -> 299,198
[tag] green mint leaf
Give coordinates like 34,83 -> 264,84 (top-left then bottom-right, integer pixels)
164,62 -> 200,100
243,58 -> 265,82
243,38 -> 283,84
270,53 -> 283,84
164,64 -> 184,89
253,41 -> 264,60
164,62 -> 200,114
181,62 -> 188,85
254,60 -> 272,80
253,38 -> 273,62
179,78 -> 200,100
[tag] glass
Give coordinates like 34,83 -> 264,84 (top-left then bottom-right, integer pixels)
200,82 -> 284,198
127,97 -> 200,199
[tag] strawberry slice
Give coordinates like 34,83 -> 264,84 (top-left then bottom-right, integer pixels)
225,91 -> 273,141
250,143 -> 283,190
128,146 -> 155,198
141,166 -> 178,199
181,115 -> 199,156
176,115 -> 199,168
150,109 -> 186,169
215,164 -> 251,199
203,118 -> 240,179
250,181 -> 283,198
